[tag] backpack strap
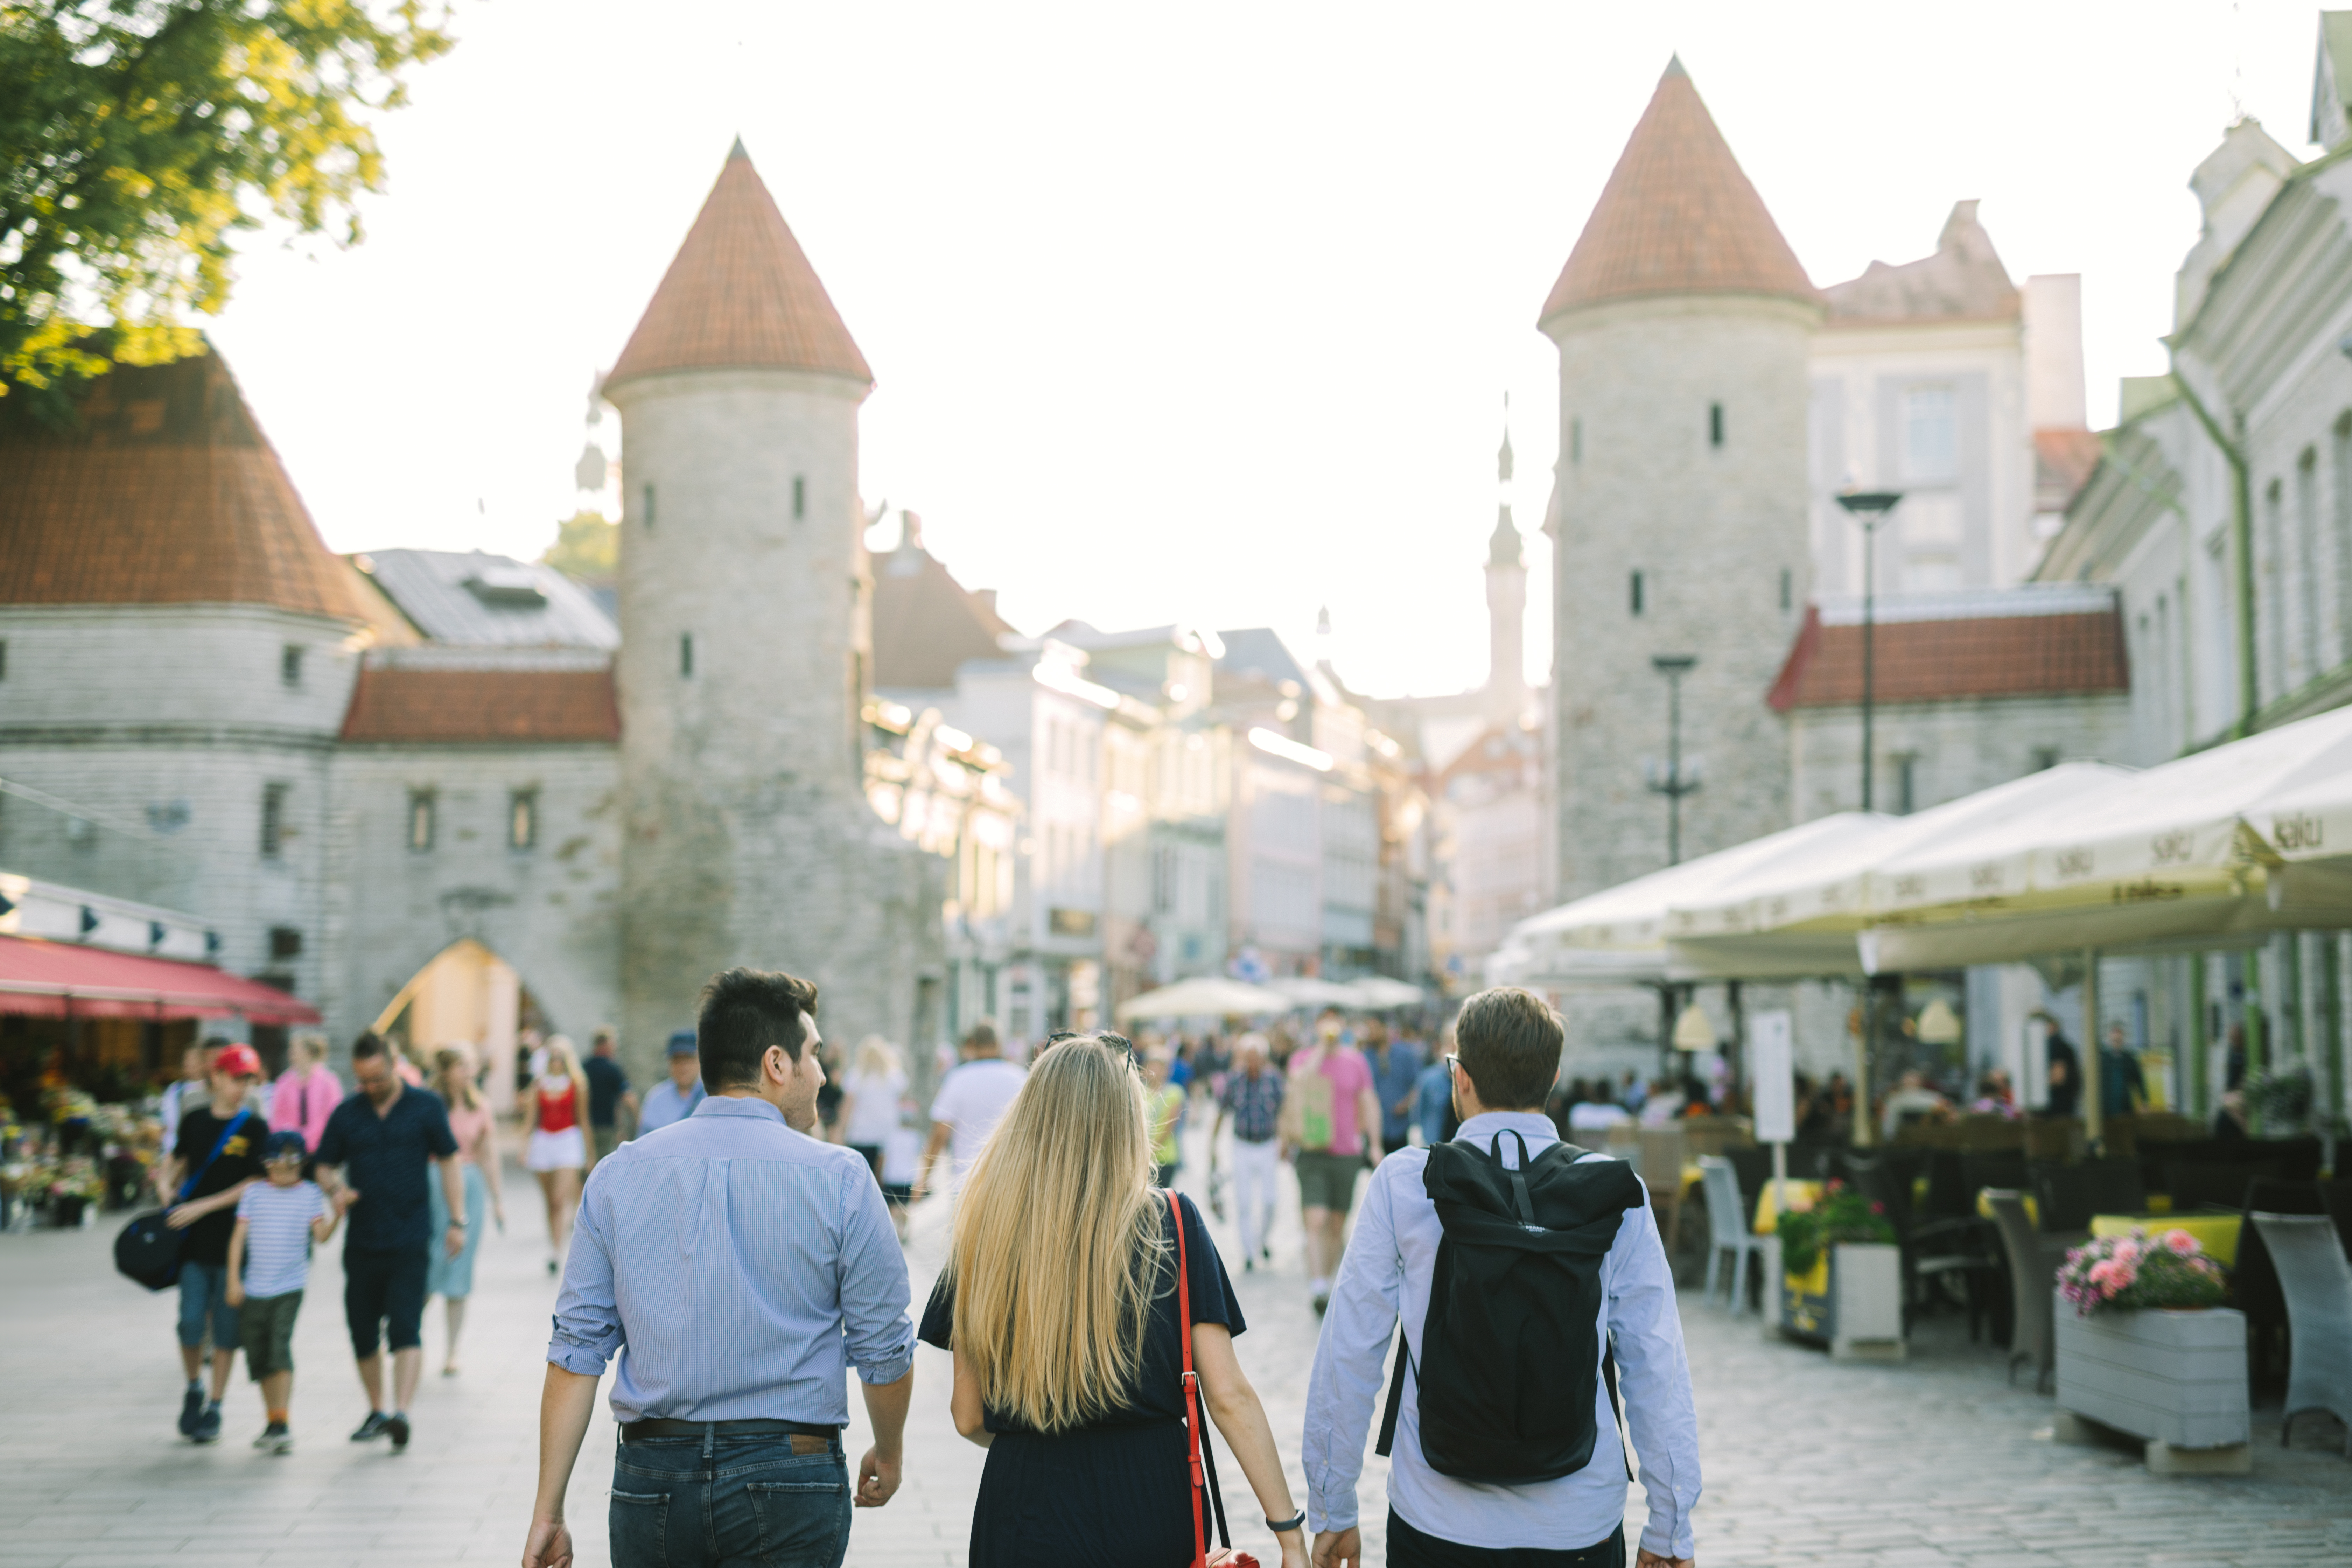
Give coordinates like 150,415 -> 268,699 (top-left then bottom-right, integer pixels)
1374,1328 -> 1418,1458
1601,1340 -> 1633,1482
176,1109 -> 254,1204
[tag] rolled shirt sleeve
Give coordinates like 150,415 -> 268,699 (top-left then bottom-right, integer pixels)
1607,1198 -> 1703,1559
834,1157 -> 916,1386
547,1168 -> 625,1376
1303,1160 -> 1406,1533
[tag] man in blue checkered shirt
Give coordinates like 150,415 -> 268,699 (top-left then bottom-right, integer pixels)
1212,1032 -> 1286,1270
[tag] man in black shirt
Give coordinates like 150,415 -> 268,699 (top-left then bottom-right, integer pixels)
315,1033 -> 462,1452
582,1028 -> 636,1170
158,1042 -> 269,1443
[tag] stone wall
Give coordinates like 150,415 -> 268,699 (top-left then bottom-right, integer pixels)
1547,293 -> 1816,904
611,367 -> 941,1082
0,604 -> 357,1002
1787,692 -> 2136,822
320,740 -> 623,1053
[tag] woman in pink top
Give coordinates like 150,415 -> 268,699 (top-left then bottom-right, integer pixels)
426,1044 -> 504,1376
267,1032 -> 342,1152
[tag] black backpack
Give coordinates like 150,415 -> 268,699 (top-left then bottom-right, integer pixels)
1377,1131 -> 1644,1484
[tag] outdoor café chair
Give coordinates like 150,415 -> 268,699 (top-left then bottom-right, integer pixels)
2249,1212 -> 2352,1458
1697,1156 -> 1768,1315
1985,1188 -> 2074,1394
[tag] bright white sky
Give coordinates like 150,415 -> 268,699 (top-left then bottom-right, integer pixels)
208,0 -> 2332,699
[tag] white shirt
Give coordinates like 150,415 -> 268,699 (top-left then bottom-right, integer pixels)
1303,1111 -> 1701,1558
928,1057 -> 1027,1177
842,1068 -> 908,1146
1567,1101 -> 1633,1133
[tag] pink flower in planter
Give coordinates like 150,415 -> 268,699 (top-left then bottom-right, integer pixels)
2163,1229 -> 2198,1256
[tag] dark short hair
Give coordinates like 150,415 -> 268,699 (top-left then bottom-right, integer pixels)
961,1020 -> 999,1053
697,968 -> 818,1091
351,1032 -> 388,1063
1454,987 -> 1563,1111
199,1036 -> 233,1054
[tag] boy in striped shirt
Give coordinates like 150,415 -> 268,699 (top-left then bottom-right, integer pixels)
227,1130 -> 345,1453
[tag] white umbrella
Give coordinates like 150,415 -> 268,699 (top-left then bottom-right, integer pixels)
1115,976 -> 1293,1021
1499,813 -> 1868,987
1347,976 -> 1426,1008
1857,705 -> 2352,972
1665,765 -> 2129,978
1266,975 -> 1364,1010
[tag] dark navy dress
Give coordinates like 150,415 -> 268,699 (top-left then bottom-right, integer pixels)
918,1191 -> 1245,1568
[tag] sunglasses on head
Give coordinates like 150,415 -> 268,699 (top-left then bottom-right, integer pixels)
1043,1029 -> 1139,1065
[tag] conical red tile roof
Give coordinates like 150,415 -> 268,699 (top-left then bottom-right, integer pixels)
607,142 -> 872,390
0,344 -> 389,624
1539,59 -> 1818,325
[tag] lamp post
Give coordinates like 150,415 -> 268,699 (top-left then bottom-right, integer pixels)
1836,490 -> 1903,811
1646,654 -> 1700,866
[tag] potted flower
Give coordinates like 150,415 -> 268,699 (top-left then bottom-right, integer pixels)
1776,1180 -> 1903,1360
2052,1228 -> 2247,1474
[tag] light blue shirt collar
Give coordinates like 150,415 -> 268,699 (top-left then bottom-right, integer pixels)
1454,1110 -> 1559,1149
689,1093 -> 785,1124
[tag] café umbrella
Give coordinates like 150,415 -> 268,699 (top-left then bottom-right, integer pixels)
1494,813 -> 1870,988
1855,704 -> 2352,973
1115,976 -> 1293,1021
1665,764 -> 2128,979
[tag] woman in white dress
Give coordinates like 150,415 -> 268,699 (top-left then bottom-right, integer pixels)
839,1035 -> 911,1229
523,1034 -> 587,1273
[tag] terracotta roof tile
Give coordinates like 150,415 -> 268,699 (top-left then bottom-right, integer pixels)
339,666 -> 620,744
1768,604 -> 2128,711
607,143 -> 872,390
2034,428 -> 2103,505
870,540 -> 1016,691
1540,59 -> 1819,324
0,347 -> 384,623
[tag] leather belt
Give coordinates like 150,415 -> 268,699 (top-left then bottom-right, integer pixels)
620,1418 -> 842,1444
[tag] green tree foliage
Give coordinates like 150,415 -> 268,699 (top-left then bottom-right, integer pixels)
541,510 -> 617,585
0,0 -> 453,403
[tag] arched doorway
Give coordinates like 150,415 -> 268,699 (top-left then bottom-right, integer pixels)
370,938 -> 545,1115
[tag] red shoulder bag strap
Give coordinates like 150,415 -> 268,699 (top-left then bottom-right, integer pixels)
1173,1188 -> 1210,1568
1170,1191 -> 1243,1567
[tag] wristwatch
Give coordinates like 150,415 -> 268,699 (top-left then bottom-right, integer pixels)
446,1217 -> 468,1229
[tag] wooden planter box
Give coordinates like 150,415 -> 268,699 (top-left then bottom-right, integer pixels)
1779,1242 -> 1904,1361
2053,1297 -> 2248,1474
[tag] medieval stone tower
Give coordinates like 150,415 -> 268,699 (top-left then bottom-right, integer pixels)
1543,59 -> 1819,903
607,140 -> 937,1072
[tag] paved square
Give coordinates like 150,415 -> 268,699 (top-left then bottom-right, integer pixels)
4,1126 -> 2348,1566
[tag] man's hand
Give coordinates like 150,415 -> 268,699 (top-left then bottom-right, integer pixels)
1312,1527 -> 1361,1568
225,1279 -> 245,1307
520,1517 -> 573,1568
1633,1552 -> 1693,1568
332,1187 -> 360,1213
854,1446 -> 901,1507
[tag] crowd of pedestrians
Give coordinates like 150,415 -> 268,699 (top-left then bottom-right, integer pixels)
132,979 -> 1703,1568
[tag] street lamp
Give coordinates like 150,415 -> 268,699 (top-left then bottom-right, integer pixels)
1836,489 -> 1903,811
1646,653 -> 1701,865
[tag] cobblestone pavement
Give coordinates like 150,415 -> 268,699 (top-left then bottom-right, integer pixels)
5,1121 -> 2350,1566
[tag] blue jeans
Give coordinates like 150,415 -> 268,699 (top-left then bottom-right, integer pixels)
177,1260 -> 240,1351
610,1432 -> 851,1568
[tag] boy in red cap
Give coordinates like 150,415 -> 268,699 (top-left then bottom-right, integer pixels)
158,1041 -> 269,1443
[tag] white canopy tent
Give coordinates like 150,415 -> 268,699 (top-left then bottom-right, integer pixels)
1346,976 -> 1427,1009
1266,975 -> 1364,1011
1856,705 -> 2352,974
1115,976 -> 1293,1021
1666,764 -> 2130,979
1491,813 -> 1877,989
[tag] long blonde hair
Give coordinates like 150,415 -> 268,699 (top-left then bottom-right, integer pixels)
434,1044 -> 482,1112
946,1035 -> 1164,1432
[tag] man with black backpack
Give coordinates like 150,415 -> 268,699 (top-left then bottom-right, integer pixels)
1302,987 -> 1699,1568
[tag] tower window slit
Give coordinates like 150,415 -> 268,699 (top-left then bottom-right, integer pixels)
1709,403 -> 1724,448
680,633 -> 694,678
1629,570 -> 1645,617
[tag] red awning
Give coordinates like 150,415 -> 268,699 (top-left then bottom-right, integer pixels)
0,934 -> 322,1024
